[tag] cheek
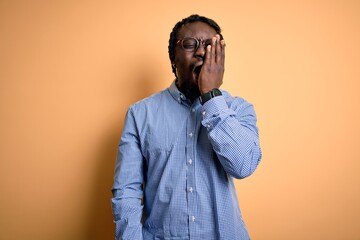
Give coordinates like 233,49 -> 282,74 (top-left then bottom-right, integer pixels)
175,59 -> 191,77
176,64 -> 190,80
175,66 -> 186,80
174,51 -> 192,69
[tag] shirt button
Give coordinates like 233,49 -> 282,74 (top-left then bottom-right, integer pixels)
188,132 -> 193,138
202,111 -> 206,116
188,187 -> 193,193
188,159 -> 192,165
191,108 -> 195,113
191,216 -> 196,222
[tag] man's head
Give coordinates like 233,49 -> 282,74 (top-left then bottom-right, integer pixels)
168,14 -> 223,101
168,14 -> 223,76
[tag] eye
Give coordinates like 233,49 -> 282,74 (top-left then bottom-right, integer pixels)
182,38 -> 197,49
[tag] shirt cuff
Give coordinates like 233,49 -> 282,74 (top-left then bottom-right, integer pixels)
201,95 -> 228,119
201,95 -> 236,131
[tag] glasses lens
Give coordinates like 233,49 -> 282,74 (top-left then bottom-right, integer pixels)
182,38 -> 198,51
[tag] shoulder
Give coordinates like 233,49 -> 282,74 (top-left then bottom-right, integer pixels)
128,89 -> 169,112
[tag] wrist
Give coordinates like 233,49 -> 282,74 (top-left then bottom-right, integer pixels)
199,88 -> 222,105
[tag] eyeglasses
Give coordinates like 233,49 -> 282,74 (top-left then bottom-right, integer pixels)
176,37 -> 212,52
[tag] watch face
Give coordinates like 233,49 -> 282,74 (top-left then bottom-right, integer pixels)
212,88 -> 222,96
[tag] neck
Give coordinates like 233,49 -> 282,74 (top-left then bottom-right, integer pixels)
175,79 -> 200,103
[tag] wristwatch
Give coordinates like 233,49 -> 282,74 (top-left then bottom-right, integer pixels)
199,88 -> 222,105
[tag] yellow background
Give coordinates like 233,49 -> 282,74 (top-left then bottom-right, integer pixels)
1,0 -> 359,239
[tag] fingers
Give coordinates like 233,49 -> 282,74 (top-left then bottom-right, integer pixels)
206,44 -> 211,63
210,35 -> 225,64
205,34 -> 225,64
200,35 -> 225,92
215,35 -> 221,63
211,36 -> 216,64
220,39 -> 225,66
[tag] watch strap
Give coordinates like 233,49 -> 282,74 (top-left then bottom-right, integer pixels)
199,88 -> 222,105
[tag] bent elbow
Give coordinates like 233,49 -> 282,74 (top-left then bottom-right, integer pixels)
234,146 -> 262,179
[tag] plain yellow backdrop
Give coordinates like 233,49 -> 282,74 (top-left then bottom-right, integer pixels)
1,0 -> 359,239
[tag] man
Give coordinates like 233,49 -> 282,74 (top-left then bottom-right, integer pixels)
112,14 -> 262,240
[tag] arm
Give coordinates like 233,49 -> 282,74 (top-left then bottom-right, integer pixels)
198,34 -> 261,179
201,96 -> 262,179
111,108 -> 144,240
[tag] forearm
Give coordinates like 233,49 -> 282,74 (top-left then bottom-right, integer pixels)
201,95 -> 262,179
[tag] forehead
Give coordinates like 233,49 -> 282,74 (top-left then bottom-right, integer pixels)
177,21 -> 217,39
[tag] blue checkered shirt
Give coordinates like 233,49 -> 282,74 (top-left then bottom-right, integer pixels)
112,81 -> 262,240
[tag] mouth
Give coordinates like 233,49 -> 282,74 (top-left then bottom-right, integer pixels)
193,63 -> 203,80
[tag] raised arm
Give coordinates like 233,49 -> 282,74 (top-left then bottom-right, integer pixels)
201,96 -> 262,179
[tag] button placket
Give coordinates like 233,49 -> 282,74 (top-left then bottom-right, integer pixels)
185,105 -> 198,236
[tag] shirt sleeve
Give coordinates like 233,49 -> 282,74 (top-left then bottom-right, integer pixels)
112,108 -> 144,240
201,94 -> 262,179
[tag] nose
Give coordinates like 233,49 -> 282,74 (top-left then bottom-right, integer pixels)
194,43 -> 206,58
